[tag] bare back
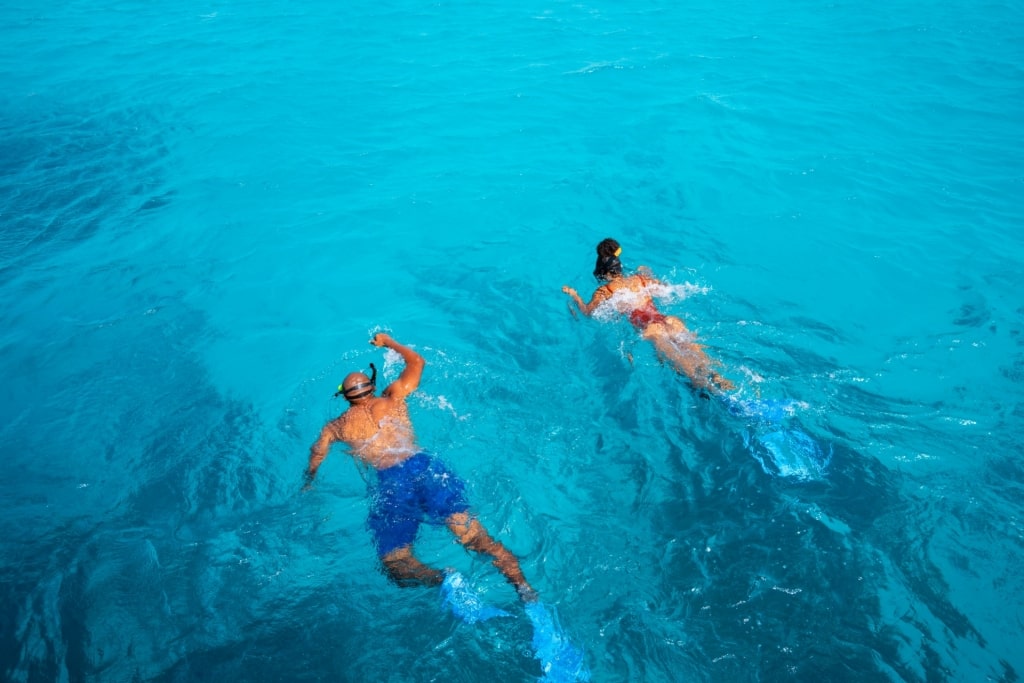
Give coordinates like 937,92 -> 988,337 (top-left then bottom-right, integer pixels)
591,274 -> 657,315
332,395 -> 419,469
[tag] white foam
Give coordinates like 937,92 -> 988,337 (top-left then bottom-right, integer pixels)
591,278 -> 707,323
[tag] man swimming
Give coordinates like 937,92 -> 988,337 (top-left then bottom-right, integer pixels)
304,332 -> 537,601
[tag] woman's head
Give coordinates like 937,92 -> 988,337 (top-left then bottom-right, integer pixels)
593,237 -> 623,280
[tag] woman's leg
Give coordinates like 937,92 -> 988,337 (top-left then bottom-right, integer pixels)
646,320 -> 734,392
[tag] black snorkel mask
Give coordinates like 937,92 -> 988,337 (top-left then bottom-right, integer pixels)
334,363 -> 377,400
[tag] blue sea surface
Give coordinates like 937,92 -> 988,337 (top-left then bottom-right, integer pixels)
2,0 -> 1023,680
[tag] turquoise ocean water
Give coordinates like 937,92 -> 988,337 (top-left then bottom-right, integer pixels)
2,0 -> 1023,680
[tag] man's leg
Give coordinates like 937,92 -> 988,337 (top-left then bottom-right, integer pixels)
380,545 -> 444,587
446,512 -> 537,601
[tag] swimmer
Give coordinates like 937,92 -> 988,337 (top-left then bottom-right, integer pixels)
304,332 -> 537,603
562,238 -> 734,395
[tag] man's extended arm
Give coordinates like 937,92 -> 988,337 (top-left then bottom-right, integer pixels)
303,426 -> 335,489
372,333 -> 424,399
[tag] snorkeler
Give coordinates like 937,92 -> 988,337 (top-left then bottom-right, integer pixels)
304,332 -> 537,604
562,238 -> 734,395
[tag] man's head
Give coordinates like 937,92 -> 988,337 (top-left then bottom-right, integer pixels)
593,237 -> 623,280
338,363 -> 377,402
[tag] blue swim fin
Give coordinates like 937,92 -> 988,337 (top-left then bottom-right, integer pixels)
723,394 -> 798,425
525,601 -> 591,682
748,427 -> 831,479
440,571 -> 511,624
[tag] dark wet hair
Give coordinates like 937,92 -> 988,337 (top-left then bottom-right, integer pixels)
593,238 -> 623,280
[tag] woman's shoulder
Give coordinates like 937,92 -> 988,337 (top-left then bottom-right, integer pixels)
623,273 -> 653,288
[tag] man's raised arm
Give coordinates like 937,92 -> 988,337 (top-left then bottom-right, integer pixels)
371,333 -> 424,399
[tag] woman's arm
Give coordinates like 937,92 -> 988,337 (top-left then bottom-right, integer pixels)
562,285 -> 609,316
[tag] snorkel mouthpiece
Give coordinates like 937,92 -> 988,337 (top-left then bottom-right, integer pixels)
334,363 -> 378,400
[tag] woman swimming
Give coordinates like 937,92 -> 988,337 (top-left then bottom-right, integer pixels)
562,237 -> 734,395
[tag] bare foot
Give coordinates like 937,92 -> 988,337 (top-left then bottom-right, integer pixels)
517,583 -> 540,603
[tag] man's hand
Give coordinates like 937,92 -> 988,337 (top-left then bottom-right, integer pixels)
371,332 -> 393,348
561,286 -> 576,296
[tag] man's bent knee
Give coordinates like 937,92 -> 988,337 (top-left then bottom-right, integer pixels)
381,550 -> 443,587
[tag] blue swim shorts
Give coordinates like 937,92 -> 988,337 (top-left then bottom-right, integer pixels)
367,452 -> 470,557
